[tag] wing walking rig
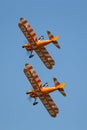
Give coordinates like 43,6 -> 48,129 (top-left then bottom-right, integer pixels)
18,17 -> 67,118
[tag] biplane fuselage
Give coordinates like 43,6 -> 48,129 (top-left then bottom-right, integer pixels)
22,36 -> 59,51
26,82 -> 66,98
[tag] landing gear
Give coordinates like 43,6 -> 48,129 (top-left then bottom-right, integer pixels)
33,101 -> 38,105
29,51 -> 34,58
29,54 -> 34,58
33,98 -> 38,105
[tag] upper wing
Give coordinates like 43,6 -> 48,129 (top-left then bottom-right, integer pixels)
18,17 -> 38,44
23,63 -> 42,90
39,93 -> 59,117
35,46 -> 55,69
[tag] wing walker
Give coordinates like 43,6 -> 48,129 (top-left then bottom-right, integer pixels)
18,17 -> 67,117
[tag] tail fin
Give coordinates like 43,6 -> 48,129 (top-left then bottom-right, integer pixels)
47,31 -> 61,49
53,78 -> 66,96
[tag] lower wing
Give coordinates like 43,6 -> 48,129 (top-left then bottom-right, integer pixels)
39,93 -> 59,117
35,46 -> 55,69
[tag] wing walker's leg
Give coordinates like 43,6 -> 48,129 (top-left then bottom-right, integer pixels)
43,82 -> 48,87
38,36 -> 44,40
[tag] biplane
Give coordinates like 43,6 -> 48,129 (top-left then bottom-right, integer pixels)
18,18 -> 60,69
24,63 -> 66,117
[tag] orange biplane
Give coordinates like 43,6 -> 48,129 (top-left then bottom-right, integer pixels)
24,63 -> 66,117
18,18 -> 60,69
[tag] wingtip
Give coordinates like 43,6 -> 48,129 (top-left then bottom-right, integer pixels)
25,63 -> 33,69
25,63 -> 29,66
20,17 -> 25,22
25,63 -> 30,68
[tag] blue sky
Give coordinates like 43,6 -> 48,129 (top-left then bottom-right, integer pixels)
0,0 -> 87,129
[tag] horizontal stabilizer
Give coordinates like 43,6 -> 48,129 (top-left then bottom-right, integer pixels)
47,31 -> 60,49
53,40 -> 61,49
53,77 -> 66,96
58,88 -> 66,96
53,77 -> 60,86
